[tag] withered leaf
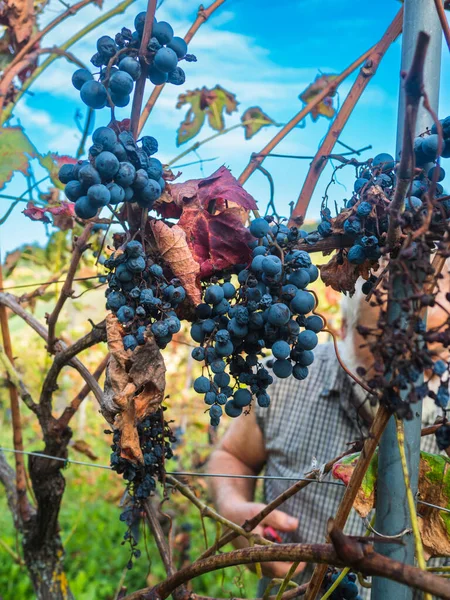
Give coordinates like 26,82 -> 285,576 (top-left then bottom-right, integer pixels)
299,74 -> 337,121
319,253 -> 375,295
333,450 -> 450,559
103,315 -> 166,463
72,440 -> 98,461
241,106 -> 275,140
151,220 -> 201,306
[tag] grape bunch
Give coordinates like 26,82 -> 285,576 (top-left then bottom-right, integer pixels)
109,406 -> 175,566
323,571 -> 362,600
189,216 -> 323,426
103,239 -> 185,351
58,126 -> 164,219
71,13 -> 194,110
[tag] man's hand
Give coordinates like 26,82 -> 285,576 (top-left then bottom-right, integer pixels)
221,499 -> 305,578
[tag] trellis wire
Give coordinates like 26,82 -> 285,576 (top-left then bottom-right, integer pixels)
1,447 -> 450,516
0,275 -> 104,292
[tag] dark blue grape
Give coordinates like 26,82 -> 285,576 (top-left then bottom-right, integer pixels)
123,334 -> 138,351
167,36 -> 188,58
347,245 -> 366,265
272,340 -> 291,359
119,56 -> 141,80
356,201 -> 371,217
205,392 -> 216,405
234,388 -> 252,407
80,80 -> 107,109
107,182 -> 126,204
167,66 -> 186,85
194,376 -> 210,393
205,285 -> 224,305
106,291 -> 126,311
288,269 -> 310,289
372,152 -> 395,172
154,47 -> 178,73
250,218 -> 270,239
293,364 -> 308,380
117,305 -> 135,323
152,21 -> 174,45
75,196 -> 97,219
290,291 -> 315,315
422,134 -> 439,160
110,92 -> 130,108
147,157 -> 163,180
267,303 -> 290,326
97,35 -> 118,59
64,180 -> 83,202
225,400 -> 242,417
297,330 -> 318,350
87,183 -> 111,207
148,65 -> 168,85
273,359 -> 293,378
72,68 -> 93,91
305,315 -> 324,333
95,151 -> 120,180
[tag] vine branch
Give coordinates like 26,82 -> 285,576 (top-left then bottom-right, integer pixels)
290,8 -> 403,224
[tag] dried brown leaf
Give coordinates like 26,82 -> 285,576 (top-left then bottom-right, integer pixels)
319,254 -> 375,295
71,440 -> 98,461
151,220 -> 201,306
103,314 -> 166,463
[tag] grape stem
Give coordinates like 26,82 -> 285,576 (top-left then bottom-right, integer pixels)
290,8 -> 403,225
130,0 -> 157,139
137,0 -> 228,135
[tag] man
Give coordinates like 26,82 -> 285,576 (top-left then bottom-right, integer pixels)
207,278 -> 447,597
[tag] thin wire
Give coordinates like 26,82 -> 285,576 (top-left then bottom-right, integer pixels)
0,275 -> 103,292
2,447 -> 450,515
0,447 -> 342,485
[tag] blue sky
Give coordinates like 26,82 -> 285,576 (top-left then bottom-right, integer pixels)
1,0 -> 450,255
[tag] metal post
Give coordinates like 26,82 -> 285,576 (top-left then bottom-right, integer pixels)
372,1 -> 442,598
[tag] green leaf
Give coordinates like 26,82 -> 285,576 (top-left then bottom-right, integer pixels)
175,85 -> 239,146
205,85 -> 238,131
0,126 -> 38,190
241,106 -> 275,140
176,91 -> 206,146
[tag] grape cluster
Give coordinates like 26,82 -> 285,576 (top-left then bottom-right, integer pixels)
323,571 -> 362,600
109,407 -> 175,566
58,126 -> 164,219
103,240 -> 185,351
189,216 -> 323,426
72,13 -> 194,110
436,422 -> 450,450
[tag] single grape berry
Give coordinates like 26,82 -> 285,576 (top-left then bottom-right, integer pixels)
80,80 -> 107,109
167,36 -> 188,58
249,217 -> 270,239
75,196 -> 97,219
152,21 -> 174,45
148,65 -> 168,85
272,340 -> 291,360
119,56 -> 141,80
194,376 -> 210,394
167,67 -> 186,86
72,68 -> 93,91
154,47 -> 178,73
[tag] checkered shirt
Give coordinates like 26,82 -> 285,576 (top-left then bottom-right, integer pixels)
254,342 -> 445,599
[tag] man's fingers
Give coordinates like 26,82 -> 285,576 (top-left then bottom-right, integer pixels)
262,509 -> 299,532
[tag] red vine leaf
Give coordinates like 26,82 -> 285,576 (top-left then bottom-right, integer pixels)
241,106 -> 275,139
319,253 -> 375,295
169,166 -> 258,213
178,205 -> 253,278
22,202 -> 51,223
299,74 -> 337,121
176,85 -> 239,145
103,315 -> 166,463
151,220 -> 201,306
